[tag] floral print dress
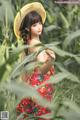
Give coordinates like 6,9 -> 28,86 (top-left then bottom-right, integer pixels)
16,66 -> 55,120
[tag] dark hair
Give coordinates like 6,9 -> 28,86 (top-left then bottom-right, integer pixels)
19,11 -> 43,44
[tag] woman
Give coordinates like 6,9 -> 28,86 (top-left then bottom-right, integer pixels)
14,2 -> 56,120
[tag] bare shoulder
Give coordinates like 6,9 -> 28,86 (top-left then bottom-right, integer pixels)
29,39 -> 42,53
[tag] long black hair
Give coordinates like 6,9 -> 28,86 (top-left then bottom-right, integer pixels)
19,11 -> 43,45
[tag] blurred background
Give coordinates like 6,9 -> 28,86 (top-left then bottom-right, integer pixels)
0,0 -> 80,120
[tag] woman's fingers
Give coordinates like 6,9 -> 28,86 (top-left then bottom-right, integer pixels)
37,50 -> 49,62
46,49 -> 56,59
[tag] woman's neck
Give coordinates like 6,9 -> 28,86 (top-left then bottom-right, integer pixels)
29,35 -> 41,45
31,35 -> 40,41
27,35 -> 42,54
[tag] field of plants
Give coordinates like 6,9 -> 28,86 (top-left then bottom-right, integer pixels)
0,0 -> 80,120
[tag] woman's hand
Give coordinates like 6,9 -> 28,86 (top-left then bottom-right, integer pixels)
36,49 -> 55,75
37,50 -> 50,63
45,49 -> 56,60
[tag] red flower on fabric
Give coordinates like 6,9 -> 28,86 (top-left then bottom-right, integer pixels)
16,66 -> 55,120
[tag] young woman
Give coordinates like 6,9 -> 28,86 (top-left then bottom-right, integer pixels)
14,2 -> 56,120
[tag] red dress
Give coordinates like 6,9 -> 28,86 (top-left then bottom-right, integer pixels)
16,66 -> 55,120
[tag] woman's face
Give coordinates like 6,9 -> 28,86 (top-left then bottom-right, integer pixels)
31,22 -> 43,37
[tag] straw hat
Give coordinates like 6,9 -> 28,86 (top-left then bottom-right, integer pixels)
14,2 -> 46,39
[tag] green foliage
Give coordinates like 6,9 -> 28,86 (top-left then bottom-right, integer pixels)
0,0 -> 80,120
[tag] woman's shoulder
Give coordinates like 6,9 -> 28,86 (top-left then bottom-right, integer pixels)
28,39 -> 42,53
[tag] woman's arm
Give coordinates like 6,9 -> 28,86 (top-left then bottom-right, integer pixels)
29,40 -> 55,75
36,49 -> 55,75
39,57 -> 54,75
45,48 -> 56,60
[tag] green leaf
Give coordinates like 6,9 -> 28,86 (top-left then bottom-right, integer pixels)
10,52 -> 36,79
47,11 -> 53,23
0,0 -> 14,22
38,112 -> 53,119
45,25 -> 60,33
63,100 -> 80,114
49,46 -> 80,64
45,41 -> 61,47
39,72 -> 69,86
57,100 -> 80,120
39,70 -> 79,87
63,30 -> 80,49
4,81 -> 52,109
55,62 -> 80,83
9,44 -> 29,54
60,12 -> 70,29
0,45 -> 6,65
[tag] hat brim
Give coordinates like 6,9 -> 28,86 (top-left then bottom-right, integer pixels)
14,2 -> 46,39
